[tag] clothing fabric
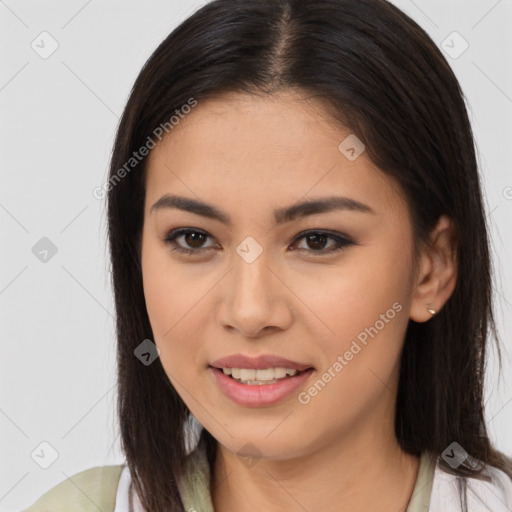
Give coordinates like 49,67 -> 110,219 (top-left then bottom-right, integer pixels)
22,464 -> 124,512
429,460 -> 512,511
23,443 -> 512,512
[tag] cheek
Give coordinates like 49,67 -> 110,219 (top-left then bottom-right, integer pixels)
141,238 -> 206,372
296,244 -> 412,397
299,245 -> 411,342
289,303 -> 408,443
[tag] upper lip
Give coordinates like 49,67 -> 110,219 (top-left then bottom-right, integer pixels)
209,354 -> 314,371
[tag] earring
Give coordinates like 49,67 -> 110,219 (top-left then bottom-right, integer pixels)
426,305 -> 437,316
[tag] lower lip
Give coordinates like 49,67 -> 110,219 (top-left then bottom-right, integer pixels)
209,366 -> 314,407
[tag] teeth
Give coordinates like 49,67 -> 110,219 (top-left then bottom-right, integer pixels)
273,367 -> 287,378
240,369 -> 256,381
221,367 -> 299,382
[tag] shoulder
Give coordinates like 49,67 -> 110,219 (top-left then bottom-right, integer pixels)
430,459 -> 512,511
22,464 -> 125,512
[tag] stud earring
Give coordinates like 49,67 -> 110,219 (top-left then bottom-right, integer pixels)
426,306 -> 437,316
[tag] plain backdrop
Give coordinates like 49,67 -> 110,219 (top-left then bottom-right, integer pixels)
1,1 -> 511,510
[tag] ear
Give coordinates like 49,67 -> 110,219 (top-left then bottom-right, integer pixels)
409,215 -> 458,322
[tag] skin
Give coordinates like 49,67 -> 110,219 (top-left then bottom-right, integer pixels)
140,90 -> 458,512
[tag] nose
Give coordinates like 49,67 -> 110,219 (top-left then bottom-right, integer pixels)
216,249 -> 293,338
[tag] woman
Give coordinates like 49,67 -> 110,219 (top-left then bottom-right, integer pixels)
24,0 -> 512,510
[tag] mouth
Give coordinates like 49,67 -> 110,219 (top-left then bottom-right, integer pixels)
208,354 -> 315,406
209,366 -> 314,385
208,365 -> 315,407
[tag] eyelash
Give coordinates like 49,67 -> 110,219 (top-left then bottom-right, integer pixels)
163,228 -> 354,257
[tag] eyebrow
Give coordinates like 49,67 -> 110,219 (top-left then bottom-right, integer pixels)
150,194 -> 376,226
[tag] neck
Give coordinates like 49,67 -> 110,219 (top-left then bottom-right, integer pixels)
211,425 -> 420,512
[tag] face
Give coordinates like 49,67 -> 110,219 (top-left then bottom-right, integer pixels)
141,90 -> 418,461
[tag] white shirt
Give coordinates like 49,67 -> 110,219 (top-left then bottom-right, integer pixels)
114,465 -> 143,512
429,461 -> 512,511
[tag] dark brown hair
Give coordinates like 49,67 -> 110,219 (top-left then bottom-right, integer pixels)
106,0 -> 512,509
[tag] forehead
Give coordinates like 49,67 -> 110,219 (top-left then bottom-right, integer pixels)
154,90 -> 346,155
144,91 -> 407,219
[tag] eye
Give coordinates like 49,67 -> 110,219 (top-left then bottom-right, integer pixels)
290,230 -> 354,255
163,228 -> 354,256
164,228 -> 217,256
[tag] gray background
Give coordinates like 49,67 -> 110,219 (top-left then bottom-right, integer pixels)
1,1 -> 511,510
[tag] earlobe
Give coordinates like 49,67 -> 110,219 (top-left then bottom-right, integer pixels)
409,215 -> 458,323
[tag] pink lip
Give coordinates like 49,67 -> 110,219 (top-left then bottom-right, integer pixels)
209,366 -> 315,407
209,353 -> 313,371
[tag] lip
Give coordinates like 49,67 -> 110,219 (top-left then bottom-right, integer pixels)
209,353 -> 314,371
209,366 -> 315,407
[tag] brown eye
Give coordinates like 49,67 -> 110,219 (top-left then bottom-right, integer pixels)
304,233 -> 329,250
291,230 -> 354,255
182,231 -> 208,248
164,228 -> 216,255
